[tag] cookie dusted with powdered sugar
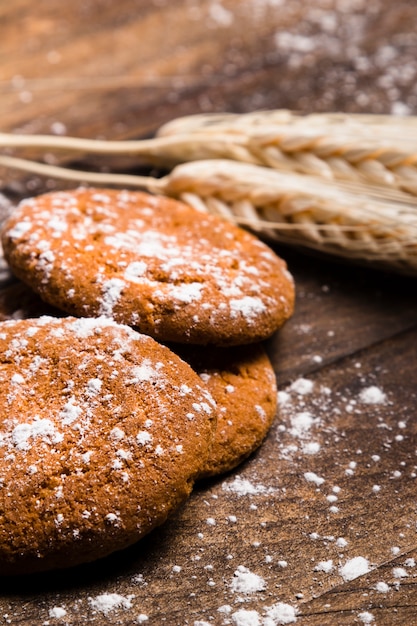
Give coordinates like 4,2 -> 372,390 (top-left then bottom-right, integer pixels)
1,188 -> 294,346
175,343 -> 277,478
0,316 -> 216,574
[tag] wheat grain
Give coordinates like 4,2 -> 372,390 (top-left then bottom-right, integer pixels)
158,111 -> 417,195
158,110 -> 417,145
1,154 -> 416,274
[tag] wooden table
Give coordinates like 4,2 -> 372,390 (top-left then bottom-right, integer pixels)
1,2 -> 417,624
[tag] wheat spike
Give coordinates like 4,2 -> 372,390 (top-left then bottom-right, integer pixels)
0,154 -> 416,275
158,111 -> 417,195
2,111 -> 417,193
161,160 -> 417,274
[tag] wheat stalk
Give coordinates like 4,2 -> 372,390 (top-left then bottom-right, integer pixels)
2,111 -> 417,194
1,154 -> 416,274
0,131 -> 254,169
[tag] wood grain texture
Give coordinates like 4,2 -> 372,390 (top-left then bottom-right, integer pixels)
0,1 -> 417,624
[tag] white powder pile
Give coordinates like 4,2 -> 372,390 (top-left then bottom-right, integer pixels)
339,557 -> 370,582
358,386 -> 387,405
289,412 -> 317,438
99,278 -> 126,317
304,471 -> 325,486
231,609 -> 261,626
49,606 -> 67,619
229,602 -> 298,625
302,441 -> 321,455
392,567 -> 408,579
375,581 -> 390,593
314,560 -> 334,574
263,602 -> 298,625
222,475 -> 273,496
290,378 -> 314,395
230,566 -> 266,594
88,592 -> 134,615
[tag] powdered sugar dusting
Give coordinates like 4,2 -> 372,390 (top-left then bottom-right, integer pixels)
0,0 -> 415,621
230,566 -> 266,594
49,606 -> 67,619
10,418 -> 61,451
359,386 -> 387,405
99,278 -> 125,316
88,593 -> 134,615
229,296 -> 267,323
339,557 -> 371,582
4,188 -> 291,342
222,475 -> 275,496
0,315 -> 217,582
263,602 -> 298,624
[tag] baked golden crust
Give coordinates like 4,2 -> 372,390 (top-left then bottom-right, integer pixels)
0,316 -> 216,574
175,343 -> 277,478
1,188 -> 294,346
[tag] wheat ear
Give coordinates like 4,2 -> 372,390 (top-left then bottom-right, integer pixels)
1,154 -> 416,274
158,111 -> 417,195
2,111 -> 417,193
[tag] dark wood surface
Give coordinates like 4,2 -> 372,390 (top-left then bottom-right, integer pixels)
1,2 -> 417,624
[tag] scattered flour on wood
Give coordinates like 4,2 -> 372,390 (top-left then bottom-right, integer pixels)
358,386 -> 387,405
289,412 -> 317,438
339,557 -> 370,582
263,602 -> 298,625
222,475 -> 274,496
314,560 -> 334,573
231,609 -> 261,625
304,471 -> 325,486
392,567 -> 408,579
48,606 -> 67,619
230,566 -> 266,595
289,378 -> 314,395
229,602 -> 298,625
88,593 -> 134,615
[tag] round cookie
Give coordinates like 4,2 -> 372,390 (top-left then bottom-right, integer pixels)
1,188 -> 295,346
0,316 -> 216,575
175,343 -> 277,478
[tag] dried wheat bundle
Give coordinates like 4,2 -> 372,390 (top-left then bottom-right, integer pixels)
161,159 -> 417,275
2,111 -> 417,195
1,154 -> 416,275
158,110 -> 417,195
